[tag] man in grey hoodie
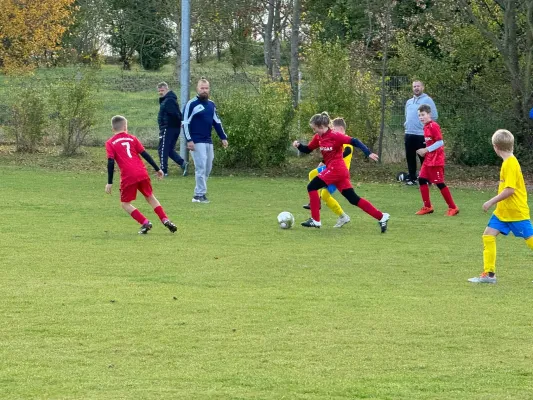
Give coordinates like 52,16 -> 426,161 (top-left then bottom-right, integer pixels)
404,80 -> 438,185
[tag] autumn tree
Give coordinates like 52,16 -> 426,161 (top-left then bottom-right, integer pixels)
0,0 -> 75,74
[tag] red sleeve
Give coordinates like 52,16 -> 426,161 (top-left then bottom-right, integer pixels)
307,134 -> 320,151
335,133 -> 352,145
105,141 -> 114,159
133,136 -> 145,154
430,122 -> 443,141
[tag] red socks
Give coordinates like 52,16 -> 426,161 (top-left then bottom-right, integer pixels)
154,205 -> 168,223
131,209 -> 148,225
309,190 -> 321,221
440,186 -> 457,209
420,184 -> 431,208
357,198 -> 383,220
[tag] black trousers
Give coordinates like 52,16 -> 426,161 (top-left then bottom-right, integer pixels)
404,134 -> 426,181
158,127 -> 184,174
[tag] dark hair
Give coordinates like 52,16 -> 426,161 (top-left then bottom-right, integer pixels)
418,104 -> 431,114
332,117 -> 346,129
309,112 -> 331,128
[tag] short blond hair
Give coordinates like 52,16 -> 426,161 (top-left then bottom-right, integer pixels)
197,77 -> 209,86
332,117 -> 346,129
111,115 -> 127,131
492,129 -> 514,152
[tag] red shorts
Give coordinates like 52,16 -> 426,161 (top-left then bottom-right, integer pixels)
120,179 -> 153,202
318,166 -> 352,192
419,165 -> 444,184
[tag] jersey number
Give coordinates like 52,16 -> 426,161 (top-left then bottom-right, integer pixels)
121,142 -> 132,158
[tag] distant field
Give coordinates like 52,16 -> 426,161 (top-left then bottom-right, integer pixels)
1,166 -> 533,399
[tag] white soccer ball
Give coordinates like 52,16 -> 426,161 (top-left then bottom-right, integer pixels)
277,211 -> 294,229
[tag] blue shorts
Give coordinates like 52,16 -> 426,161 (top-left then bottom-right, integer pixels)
487,214 -> 533,238
317,165 -> 337,194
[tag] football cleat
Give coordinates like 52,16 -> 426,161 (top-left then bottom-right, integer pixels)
468,272 -> 496,284
301,218 -> 321,228
415,206 -> 434,215
303,204 -> 321,210
164,220 -> 177,233
446,207 -> 460,216
378,213 -> 390,233
333,213 -> 351,228
139,221 -> 153,234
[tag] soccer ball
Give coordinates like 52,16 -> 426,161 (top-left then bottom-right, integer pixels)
277,211 -> 294,229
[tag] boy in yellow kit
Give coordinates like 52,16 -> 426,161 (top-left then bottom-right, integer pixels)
468,129 -> 533,283
304,118 -> 378,228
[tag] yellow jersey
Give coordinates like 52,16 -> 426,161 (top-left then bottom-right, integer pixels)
494,155 -> 530,221
343,144 -> 354,169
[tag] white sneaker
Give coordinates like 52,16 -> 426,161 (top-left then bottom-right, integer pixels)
379,213 -> 390,233
334,213 -> 351,228
468,273 -> 496,283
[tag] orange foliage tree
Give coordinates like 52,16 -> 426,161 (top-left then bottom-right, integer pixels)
0,0 -> 75,74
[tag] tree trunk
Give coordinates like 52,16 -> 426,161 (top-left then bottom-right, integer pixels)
272,0 -> 282,80
290,0 -> 300,108
264,0 -> 274,78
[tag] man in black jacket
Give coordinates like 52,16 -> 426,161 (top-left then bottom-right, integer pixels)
157,82 -> 189,176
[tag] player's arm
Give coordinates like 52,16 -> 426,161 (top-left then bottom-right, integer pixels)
140,150 -> 161,172
483,188 -> 515,212
105,158 -> 115,194
293,135 -> 319,154
418,124 -> 443,156
343,146 -> 352,158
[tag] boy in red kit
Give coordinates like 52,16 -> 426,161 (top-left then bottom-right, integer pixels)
105,115 -> 178,234
293,112 -> 390,232
415,104 -> 459,216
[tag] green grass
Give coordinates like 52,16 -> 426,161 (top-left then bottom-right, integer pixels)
1,165 -> 533,399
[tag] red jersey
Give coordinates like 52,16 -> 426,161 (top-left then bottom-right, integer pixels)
105,132 -> 150,189
307,129 -> 353,171
423,121 -> 445,166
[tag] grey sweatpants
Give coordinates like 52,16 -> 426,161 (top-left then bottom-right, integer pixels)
191,143 -> 214,196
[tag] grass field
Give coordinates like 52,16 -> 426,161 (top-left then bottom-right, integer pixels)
2,163 -> 533,399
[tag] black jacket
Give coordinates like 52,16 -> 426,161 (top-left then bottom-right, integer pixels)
158,90 -> 182,130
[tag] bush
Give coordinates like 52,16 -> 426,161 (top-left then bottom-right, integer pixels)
7,88 -> 47,153
49,70 -> 101,155
215,80 -> 294,168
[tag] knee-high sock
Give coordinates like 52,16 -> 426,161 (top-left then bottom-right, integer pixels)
131,209 -> 148,225
357,198 -> 383,220
483,235 -> 496,274
154,205 -> 168,223
309,190 -> 321,221
420,184 -> 431,208
526,236 -> 533,251
440,186 -> 457,209
321,189 -> 343,216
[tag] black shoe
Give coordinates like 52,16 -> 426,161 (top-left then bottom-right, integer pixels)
164,220 -> 177,233
404,180 -> 417,186
301,218 -> 321,228
303,204 -> 321,210
378,213 -> 390,233
181,161 -> 189,177
139,221 -> 153,234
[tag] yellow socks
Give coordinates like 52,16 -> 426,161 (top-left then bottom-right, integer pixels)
482,235 -> 496,274
321,189 -> 343,216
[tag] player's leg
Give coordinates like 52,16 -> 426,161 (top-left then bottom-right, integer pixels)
120,187 -> 152,234
469,216 -> 505,283
321,189 -> 349,227
144,193 -> 177,233
158,129 -> 169,175
301,176 -> 327,228
416,164 -> 433,215
303,168 -> 322,210
436,181 -> 459,215
191,143 -> 208,202
340,188 -> 389,233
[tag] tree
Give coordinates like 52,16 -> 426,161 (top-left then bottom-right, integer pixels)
290,0 -> 301,107
0,0 -> 75,74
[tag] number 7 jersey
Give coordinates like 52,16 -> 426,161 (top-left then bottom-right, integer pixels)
105,132 -> 150,189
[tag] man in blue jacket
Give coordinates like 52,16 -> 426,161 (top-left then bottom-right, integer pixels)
183,78 -> 228,203
157,82 -> 189,177
404,80 -> 438,185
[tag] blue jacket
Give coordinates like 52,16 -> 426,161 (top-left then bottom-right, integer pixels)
404,93 -> 438,135
182,96 -> 227,144
158,90 -> 182,130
